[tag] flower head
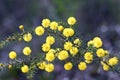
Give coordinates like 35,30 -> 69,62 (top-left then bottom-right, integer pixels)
84,52 -> 93,61
78,62 -> 87,70
9,51 -> 17,59
37,61 -> 46,70
101,61 -> 110,71
42,43 -> 51,52
108,57 -> 118,66
19,25 -> 24,30
70,47 -> 78,56
93,37 -> 102,48
63,28 -> 74,37
50,21 -> 58,30
21,65 -> 29,73
96,48 -> 105,58
46,52 -> 55,62
64,41 -> 73,50
35,26 -> 45,36
42,19 -> 50,28
45,63 -> 54,72
58,25 -> 64,31
23,33 -> 32,42
46,36 -> 55,45
67,17 -> 76,25
23,46 -> 32,56
64,62 -> 73,70
58,50 -> 69,60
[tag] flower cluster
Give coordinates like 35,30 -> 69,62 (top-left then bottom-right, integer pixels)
0,17 -> 119,79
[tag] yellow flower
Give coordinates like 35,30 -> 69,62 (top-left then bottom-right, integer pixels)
84,52 -> 93,61
37,61 -> 46,70
35,26 -> 45,36
70,47 -> 78,56
58,25 -> 64,31
23,46 -> 32,56
67,17 -> 76,25
63,28 -> 74,37
96,48 -> 105,58
64,62 -> 73,70
108,57 -> 118,66
85,60 -> 92,64
101,61 -> 110,71
46,52 -> 55,62
87,40 -> 93,47
8,64 -> 12,69
23,33 -> 32,42
42,43 -> 51,52
64,41 -> 73,50
73,38 -> 81,45
45,63 -> 54,72
78,62 -> 87,70
21,65 -> 29,73
46,36 -> 55,45
42,19 -> 50,28
9,51 -> 17,59
19,25 -> 24,30
50,21 -> 58,30
93,37 -> 103,48
58,50 -> 69,60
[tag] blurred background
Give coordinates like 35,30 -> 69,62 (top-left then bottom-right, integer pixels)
0,0 -> 120,80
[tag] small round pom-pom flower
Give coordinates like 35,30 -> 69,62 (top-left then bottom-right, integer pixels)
67,17 -> 76,25
35,26 -> 45,36
73,38 -> 81,45
64,62 -> 73,70
93,37 -> 103,48
21,65 -> 29,73
58,25 -> 64,31
23,33 -> 32,42
70,47 -> 78,56
42,19 -> 50,28
46,52 -> 55,62
101,61 -> 110,71
63,28 -> 74,37
37,61 -> 46,70
84,52 -> 93,61
46,36 -> 55,45
9,51 -> 17,59
78,62 -> 87,70
58,50 -> 69,60
64,41 -> 73,50
19,25 -> 24,30
45,63 -> 54,72
96,48 -> 105,58
23,46 -> 32,56
42,43 -> 51,52
108,57 -> 118,66
87,40 -> 93,47
50,21 -> 58,30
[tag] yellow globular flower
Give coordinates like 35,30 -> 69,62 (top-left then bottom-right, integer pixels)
67,17 -> 76,25
9,51 -> 17,59
35,26 -> 45,36
78,62 -> 87,70
84,52 -> 93,61
58,50 -> 69,60
23,46 -> 32,56
50,21 -> 58,30
42,19 -> 50,28
42,43 -> 51,52
45,63 -> 54,72
108,57 -> 118,66
21,65 -> 29,73
37,61 -> 46,70
87,40 -> 93,47
23,33 -> 32,42
19,25 -> 24,30
93,37 -> 103,48
46,52 -> 55,62
96,48 -> 105,58
101,61 -> 110,71
58,25 -> 64,31
73,38 -> 81,45
64,41 -> 73,50
46,36 -> 55,45
8,64 -> 12,69
70,47 -> 78,56
63,28 -> 74,37
48,49 -> 56,53
64,62 -> 73,70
